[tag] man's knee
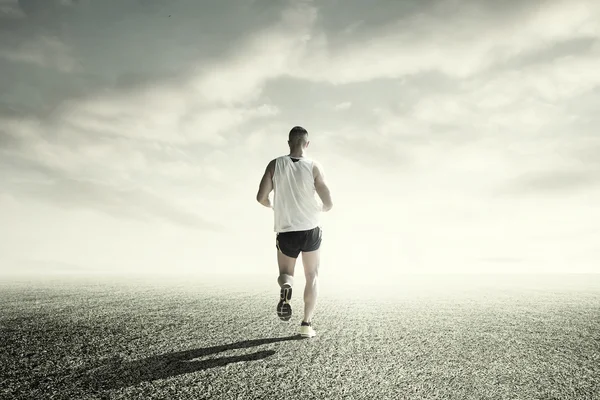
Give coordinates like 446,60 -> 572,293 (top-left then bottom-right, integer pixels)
305,269 -> 318,282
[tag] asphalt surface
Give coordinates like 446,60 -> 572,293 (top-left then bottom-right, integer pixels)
1,275 -> 599,399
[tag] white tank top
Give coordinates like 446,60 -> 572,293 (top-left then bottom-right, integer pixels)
272,155 -> 321,232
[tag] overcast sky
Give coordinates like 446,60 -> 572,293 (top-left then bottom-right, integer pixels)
1,0 -> 599,279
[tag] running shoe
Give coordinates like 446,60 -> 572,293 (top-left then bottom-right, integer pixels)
277,283 -> 292,321
299,321 -> 316,338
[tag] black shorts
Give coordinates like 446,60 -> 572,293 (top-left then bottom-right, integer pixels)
275,226 -> 322,259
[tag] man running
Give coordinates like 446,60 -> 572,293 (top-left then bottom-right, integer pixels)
256,126 -> 333,338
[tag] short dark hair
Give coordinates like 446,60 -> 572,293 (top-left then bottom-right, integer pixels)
289,126 -> 308,140
288,126 -> 308,148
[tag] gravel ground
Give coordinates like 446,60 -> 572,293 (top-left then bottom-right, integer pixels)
1,275 -> 599,400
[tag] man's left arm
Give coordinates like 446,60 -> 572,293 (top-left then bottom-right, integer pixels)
256,159 -> 275,208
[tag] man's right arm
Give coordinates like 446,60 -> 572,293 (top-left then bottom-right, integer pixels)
313,162 -> 333,212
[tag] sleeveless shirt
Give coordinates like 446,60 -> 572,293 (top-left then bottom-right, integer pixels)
272,155 -> 321,232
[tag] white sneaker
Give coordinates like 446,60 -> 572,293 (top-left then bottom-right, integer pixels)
299,322 -> 316,338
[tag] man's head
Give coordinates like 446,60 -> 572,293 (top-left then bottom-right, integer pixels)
288,126 -> 309,150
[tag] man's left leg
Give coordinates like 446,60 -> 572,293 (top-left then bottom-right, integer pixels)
277,254 -> 296,287
277,248 -> 297,287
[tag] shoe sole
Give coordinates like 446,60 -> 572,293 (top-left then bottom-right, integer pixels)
277,285 -> 292,321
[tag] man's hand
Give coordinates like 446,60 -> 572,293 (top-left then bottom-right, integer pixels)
321,203 -> 332,212
259,196 -> 273,209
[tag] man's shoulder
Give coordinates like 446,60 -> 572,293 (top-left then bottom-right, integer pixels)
311,158 -> 323,169
266,158 -> 277,174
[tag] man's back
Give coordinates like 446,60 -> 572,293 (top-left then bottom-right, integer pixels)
272,155 -> 320,233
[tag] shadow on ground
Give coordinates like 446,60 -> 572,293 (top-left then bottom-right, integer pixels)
80,335 -> 303,390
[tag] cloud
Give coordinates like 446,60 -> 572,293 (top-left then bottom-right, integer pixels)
333,101 -> 352,111
17,0 -> 79,16
0,127 -> 21,149
311,127 -> 412,171
4,174 -> 225,231
504,169 -> 600,195
0,35 -> 81,72
0,116 -> 225,231
0,0 -> 24,18
2,0 -> 312,143
292,0 -> 600,84
0,1 -> 318,226
0,0 -> 299,120
1,0 -> 599,275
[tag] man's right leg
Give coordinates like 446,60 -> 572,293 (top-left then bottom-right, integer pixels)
276,235 -> 298,321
